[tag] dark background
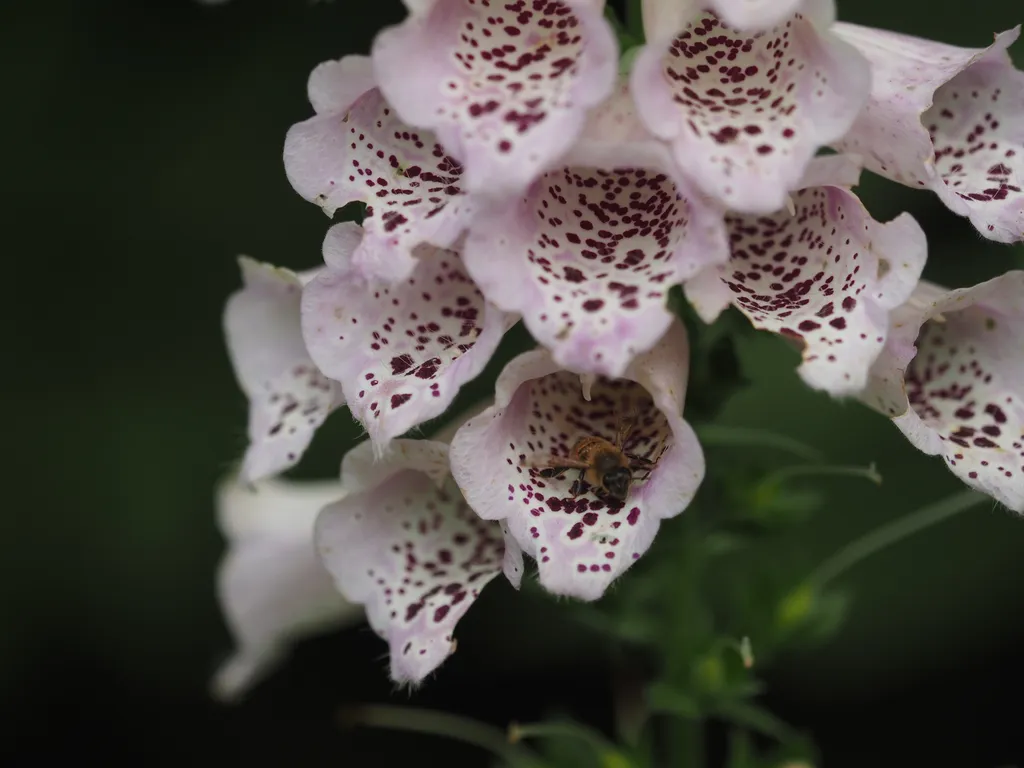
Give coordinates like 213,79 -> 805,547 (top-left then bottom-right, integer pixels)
4,0 -> 1023,765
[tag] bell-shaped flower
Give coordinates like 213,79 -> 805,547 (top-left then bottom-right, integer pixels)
862,272 -> 1024,513
284,55 -> 475,282
224,257 -> 343,481
642,0 -> 805,34
371,0 -> 618,200
832,24 -> 1024,243
630,0 -> 870,213
450,320 -> 704,602
463,82 -> 728,378
684,155 -> 928,396
315,438 -> 523,684
301,222 -> 515,455
212,475 -> 362,701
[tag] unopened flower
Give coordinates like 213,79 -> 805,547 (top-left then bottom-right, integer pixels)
450,320 -> 704,601
464,82 -> 728,377
212,475 -> 361,701
833,24 -> 1024,243
630,0 -> 870,213
223,257 -> 343,481
284,56 -> 475,283
371,0 -> 618,199
863,272 -> 1024,512
684,155 -> 928,395
301,222 -> 515,455
315,438 -> 523,683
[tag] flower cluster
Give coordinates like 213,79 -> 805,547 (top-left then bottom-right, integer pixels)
218,0 -> 1023,691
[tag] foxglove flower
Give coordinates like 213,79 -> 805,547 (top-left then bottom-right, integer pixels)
833,24 -> 1024,243
463,82 -> 728,378
642,0 -> 804,34
371,0 -> 618,199
212,475 -> 361,701
684,155 -> 928,396
630,0 -> 870,213
224,257 -> 343,481
450,320 -> 704,601
302,222 -> 515,455
316,438 -> 523,683
862,272 -> 1024,513
284,56 -> 475,283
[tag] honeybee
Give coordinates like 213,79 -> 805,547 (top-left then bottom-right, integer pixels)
527,415 -> 662,502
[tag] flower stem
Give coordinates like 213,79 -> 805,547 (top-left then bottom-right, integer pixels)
627,0 -> 645,42
510,721 -> 625,764
695,425 -> 824,464
341,705 -> 542,768
808,489 -> 985,589
759,462 -> 882,489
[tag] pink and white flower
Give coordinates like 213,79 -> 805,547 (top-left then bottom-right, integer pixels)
463,82 -> 728,378
315,438 -> 523,683
372,0 -> 618,200
642,0 -> 806,35
212,475 -> 361,701
301,222 -> 515,455
630,0 -> 870,213
450,320 -> 704,602
684,155 -> 928,396
284,56 -> 476,283
862,272 -> 1024,513
223,257 -> 343,482
833,24 -> 1024,243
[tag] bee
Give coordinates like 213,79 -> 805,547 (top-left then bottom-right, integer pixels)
527,415 -> 662,502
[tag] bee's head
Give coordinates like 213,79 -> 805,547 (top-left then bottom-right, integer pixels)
603,467 -> 632,501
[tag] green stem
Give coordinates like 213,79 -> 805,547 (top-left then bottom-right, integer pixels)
665,715 -> 704,768
511,721 -> 622,764
341,705 -> 542,768
694,425 -> 824,464
627,0 -> 645,41
808,489 -> 985,589
760,462 -> 881,489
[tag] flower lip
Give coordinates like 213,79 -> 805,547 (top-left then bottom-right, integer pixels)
371,0 -> 619,200
630,4 -> 870,213
315,438 -> 522,684
450,320 -> 705,601
863,272 -> 1024,513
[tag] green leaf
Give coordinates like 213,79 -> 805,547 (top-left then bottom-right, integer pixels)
713,700 -> 800,744
646,682 -> 702,719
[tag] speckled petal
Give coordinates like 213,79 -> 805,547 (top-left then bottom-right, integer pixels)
224,258 -> 344,482
686,157 -> 926,395
284,57 -> 474,282
372,0 -> 618,199
630,2 -> 869,213
862,274 -> 1024,513
833,24 -> 1024,243
315,440 -> 521,683
212,475 -> 361,701
642,0 -> 809,35
450,321 -> 704,602
463,91 -> 727,378
302,223 -> 514,455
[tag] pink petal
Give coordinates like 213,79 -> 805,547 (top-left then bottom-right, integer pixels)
863,273 -> 1024,513
463,95 -> 728,377
302,223 -> 514,455
315,440 -> 519,683
642,0 -> 810,35
684,156 -> 927,395
212,475 -> 360,701
630,8 -> 869,212
450,321 -> 705,602
372,0 -> 618,199
284,64 -> 474,283
834,24 -> 1024,243
223,258 -> 343,482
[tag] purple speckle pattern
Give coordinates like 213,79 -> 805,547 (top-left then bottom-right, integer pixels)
320,472 -> 505,683
254,365 -> 337,460
905,309 -> 1024,500
303,244 -> 499,448
719,186 -> 892,390
500,373 -> 670,594
926,79 -> 1023,232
